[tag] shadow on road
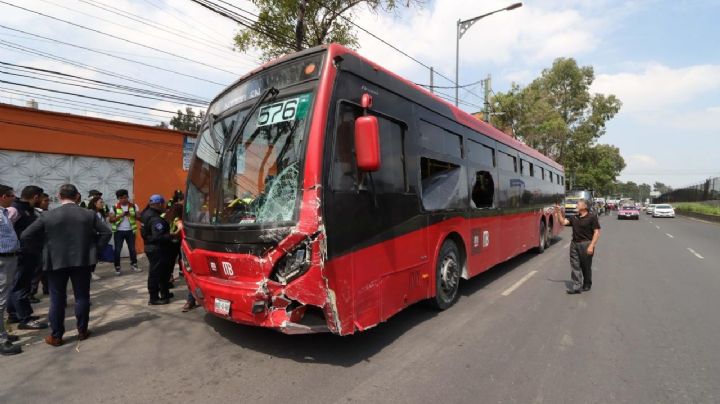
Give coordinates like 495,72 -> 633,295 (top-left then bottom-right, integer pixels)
206,236 -> 566,366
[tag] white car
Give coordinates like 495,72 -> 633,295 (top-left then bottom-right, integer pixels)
652,204 -> 675,218
646,204 -> 656,215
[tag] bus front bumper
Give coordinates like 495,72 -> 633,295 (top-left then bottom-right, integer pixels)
184,272 -> 330,335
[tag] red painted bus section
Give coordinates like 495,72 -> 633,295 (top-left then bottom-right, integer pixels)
182,44 -> 564,335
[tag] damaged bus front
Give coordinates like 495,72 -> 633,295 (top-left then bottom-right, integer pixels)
181,50 -> 338,334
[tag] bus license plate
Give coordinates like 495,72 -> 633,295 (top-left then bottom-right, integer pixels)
214,298 -> 231,316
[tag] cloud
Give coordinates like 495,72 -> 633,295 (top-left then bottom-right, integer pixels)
353,0 -> 609,81
625,154 -> 658,168
592,63 -> 720,113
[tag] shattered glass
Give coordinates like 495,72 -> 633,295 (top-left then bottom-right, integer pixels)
186,92 -> 312,225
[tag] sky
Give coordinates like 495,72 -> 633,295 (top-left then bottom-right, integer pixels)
0,0 -> 718,188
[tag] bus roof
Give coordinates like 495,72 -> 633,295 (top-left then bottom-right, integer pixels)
211,43 -> 563,172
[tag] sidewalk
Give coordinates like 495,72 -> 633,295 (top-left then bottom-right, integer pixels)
3,257 -> 191,350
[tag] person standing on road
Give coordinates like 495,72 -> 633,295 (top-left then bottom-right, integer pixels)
0,184 -> 22,355
555,199 -> 601,294
6,185 -> 48,331
141,195 -> 176,305
20,184 -> 112,347
108,189 -> 141,276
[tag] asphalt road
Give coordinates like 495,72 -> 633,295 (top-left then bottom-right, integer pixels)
1,212 -> 718,404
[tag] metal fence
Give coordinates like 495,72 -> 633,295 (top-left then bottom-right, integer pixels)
657,177 -> 720,203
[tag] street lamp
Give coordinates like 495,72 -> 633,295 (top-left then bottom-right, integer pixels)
455,2 -> 522,107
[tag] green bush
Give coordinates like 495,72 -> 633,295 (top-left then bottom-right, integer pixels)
673,202 -> 720,217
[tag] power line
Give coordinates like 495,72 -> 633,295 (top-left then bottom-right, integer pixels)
415,79 -> 484,90
0,69 -> 206,107
0,0 -> 240,76
0,62 -> 208,105
69,0 -> 260,69
0,86 -> 175,118
0,38 -> 204,100
0,26 -> 227,86
0,79 -> 178,113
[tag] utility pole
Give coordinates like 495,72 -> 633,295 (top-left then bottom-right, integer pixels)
430,67 -> 434,94
455,3 -> 522,107
483,74 -> 491,122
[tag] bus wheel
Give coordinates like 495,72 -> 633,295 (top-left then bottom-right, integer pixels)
430,240 -> 461,310
535,222 -> 546,254
545,222 -> 553,248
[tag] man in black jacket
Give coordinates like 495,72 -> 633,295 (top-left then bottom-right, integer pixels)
141,194 -> 176,305
6,185 -> 47,330
21,184 -> 112,346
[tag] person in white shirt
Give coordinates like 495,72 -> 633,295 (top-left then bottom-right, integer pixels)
107,189 -> 141,276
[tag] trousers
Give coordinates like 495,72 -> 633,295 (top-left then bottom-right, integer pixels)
47,266 -> 92,339
569,240 -> 593,291
7,253 -> 37,322
113,230 -> 137,268
0,256 -> 17,342
146,249 -> 171,300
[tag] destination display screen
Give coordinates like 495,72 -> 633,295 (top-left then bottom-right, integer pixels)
208,53 -> 324,116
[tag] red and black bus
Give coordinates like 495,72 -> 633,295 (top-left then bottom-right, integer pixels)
182,44 -> 565,335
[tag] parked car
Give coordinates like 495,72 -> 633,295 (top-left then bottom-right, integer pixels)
646,204 -> 656,215
618,205 -> 640,220
652,204 -> 675,218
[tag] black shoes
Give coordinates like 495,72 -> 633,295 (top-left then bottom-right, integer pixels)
566,289 -> 581,295
18,320 -> 49,330
0,341 -> 22,355
148,298 -> 170,305
6,334 -> 19,342
582,286 -> 592,291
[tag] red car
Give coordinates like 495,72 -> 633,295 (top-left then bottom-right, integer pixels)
618,205 -> 640,220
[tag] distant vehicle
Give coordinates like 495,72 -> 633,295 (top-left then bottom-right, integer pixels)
646,204 -> 656,215
564,189 -> 594,221
618,205 -> 640,220
652,204 -> 675,218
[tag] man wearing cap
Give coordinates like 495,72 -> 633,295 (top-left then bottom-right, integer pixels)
140,194 -> 177,305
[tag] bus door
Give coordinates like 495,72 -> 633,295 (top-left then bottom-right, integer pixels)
466,137 -> 500,276
324,87 -> 428,328
495,144 -> 523,258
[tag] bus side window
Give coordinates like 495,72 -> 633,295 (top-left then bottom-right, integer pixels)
420,157 -> 467,211
331,102 -> 406,193
471,171 -> 494,208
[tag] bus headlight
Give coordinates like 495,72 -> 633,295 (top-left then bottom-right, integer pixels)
271,244 -> 311,284
181,250 -> 192,273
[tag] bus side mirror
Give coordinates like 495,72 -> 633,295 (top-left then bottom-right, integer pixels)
354,115 -> 381,172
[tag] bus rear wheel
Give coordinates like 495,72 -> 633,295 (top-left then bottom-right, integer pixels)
535,222 -> 547,254
429,240 -> 461,310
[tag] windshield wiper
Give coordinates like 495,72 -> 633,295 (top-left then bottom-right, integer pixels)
212,86 -> 279,223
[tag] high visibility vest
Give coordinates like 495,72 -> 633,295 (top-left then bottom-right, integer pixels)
112,204 -> 138,233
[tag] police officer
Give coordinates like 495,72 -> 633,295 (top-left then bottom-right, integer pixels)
140,194 -> 176,305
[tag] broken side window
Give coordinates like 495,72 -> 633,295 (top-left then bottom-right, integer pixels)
420,157 -> 467,211
471,171 -> 495,208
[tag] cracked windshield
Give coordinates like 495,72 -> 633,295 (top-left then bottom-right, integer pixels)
186,92 -> 313,225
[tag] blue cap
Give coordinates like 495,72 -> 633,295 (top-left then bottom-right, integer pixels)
149,194 -> 165,204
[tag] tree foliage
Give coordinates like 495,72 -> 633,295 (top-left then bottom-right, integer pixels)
491,58 -> 623,191
234,0 -> 418,61
653,181 -> 673,194
167,107 -> 205,132
613,181 -> 652,201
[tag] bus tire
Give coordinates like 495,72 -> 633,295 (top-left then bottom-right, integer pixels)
429,239 -> 461,310
535,222 -> 546,254
545,220 -> 553,248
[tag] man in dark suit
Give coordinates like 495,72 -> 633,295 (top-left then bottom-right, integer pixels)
21,184 -> 112,346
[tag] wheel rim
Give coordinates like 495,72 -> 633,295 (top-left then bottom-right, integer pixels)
440,253 -> 460,299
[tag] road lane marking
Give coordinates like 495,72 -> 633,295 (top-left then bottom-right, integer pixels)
666,233 -> 674,239
655,225 -> 660,229
687,248 -> 704,259
501,270 -> 538,296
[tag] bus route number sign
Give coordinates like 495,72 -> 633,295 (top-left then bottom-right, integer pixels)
257,94 -> 311,127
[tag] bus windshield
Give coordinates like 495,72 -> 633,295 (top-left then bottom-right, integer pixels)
185,92 -> 314,225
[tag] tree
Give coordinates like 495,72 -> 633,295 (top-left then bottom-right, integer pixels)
166,107 -> 205,132
234,0 -> 419,61
653,182 -> 672,194
491,58 -> 623,190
